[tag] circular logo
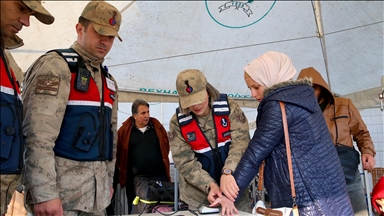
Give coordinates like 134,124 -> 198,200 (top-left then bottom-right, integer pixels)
186,86 -> 193,93
109,11 -> 117,26
109,18 -> 116,26
221,118 -> 228,127
205,0 -> 276,28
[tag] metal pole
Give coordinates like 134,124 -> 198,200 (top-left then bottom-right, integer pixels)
173,163 -> 179,211
365,170 -> 373,216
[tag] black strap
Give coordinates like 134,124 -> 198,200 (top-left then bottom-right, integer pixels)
47,48 -> 82,73
148,186 -> 162,204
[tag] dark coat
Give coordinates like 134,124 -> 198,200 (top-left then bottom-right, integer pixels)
116,116 -> 171,188
234,79 -> 353,215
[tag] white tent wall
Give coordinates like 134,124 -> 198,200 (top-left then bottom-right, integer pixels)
6,1 -> 384,213
10,1 -> 384,109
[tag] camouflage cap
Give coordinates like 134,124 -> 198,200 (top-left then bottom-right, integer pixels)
81,1 -> 122,42
22,0 -> 54,25
176,69 -> 208,109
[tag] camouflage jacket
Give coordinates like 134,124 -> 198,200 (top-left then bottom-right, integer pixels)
168,98 -> 250,209
22,41 -> 118,212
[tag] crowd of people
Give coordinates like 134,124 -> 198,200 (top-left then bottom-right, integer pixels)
0,1 -> 381,216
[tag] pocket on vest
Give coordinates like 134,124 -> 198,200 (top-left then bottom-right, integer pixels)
72,114 -> 98,152
1,103 -> 17,160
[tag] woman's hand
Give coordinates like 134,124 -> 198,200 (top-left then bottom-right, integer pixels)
220,174 -> 239,202
209,196 -> 239,216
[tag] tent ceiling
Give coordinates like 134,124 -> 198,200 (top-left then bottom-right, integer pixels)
10,1 -> 384,109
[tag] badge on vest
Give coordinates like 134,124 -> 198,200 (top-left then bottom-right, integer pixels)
222,131 -> 231,137
221,118 -> 228,128
75,68 -> 90,92
110,93 -> 115,101
186,132 -> 197,142
106,77 -> 116,92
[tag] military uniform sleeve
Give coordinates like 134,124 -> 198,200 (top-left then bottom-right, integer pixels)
108,75 -> 119,187
347,99 -> 376,157
22,53 -> 71,203
224,99 -> 250,172
168,114 -> 215,194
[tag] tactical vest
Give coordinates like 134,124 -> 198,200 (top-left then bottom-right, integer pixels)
176,94 -> 231,183
0,50 -> 23,174
50,49 -> 115,161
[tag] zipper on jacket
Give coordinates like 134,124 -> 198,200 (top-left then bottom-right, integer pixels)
98,67 -> 107,161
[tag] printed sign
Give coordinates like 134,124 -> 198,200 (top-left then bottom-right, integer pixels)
139,88 -> 251,98
205,0 -> 276,28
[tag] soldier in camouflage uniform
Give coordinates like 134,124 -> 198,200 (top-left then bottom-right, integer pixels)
168,69 -> 252,216
22,1 -> 121,216
1,1 -> 54,214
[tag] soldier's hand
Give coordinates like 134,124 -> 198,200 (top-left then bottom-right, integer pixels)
110,186 -> 114,199
220,174 -> 239,202
34,198 -> 63,216
362,154 -> 375,171
207,182 -> 222,204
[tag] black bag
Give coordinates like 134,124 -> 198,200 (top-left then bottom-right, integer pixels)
335,144 -> 360,183
132,176 -> 176,214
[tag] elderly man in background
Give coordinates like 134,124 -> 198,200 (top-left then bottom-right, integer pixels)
110,99 -> 170,215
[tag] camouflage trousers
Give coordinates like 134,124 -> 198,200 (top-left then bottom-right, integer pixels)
0,174 -> 20,215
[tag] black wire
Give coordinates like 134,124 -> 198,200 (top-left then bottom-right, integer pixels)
110,198 -> 123,216
138,203 -> 147,216
188,209 -> 199,216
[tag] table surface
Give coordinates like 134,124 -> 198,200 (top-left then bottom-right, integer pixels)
128,210 -> 253,216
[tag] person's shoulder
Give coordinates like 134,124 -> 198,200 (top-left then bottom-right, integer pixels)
334,97 -> 352,106
169,113 -> 179,124
32,51 -> 68,68
227,97 -> 245,113
150,117 -> 162,126
227,97 -> 239,106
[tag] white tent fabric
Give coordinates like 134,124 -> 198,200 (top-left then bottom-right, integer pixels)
10,1 -> 384,109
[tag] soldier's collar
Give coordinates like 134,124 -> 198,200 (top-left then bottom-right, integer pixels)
71,41 -> 104,66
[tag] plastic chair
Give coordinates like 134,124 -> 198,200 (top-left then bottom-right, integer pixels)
372,168 -> 384,188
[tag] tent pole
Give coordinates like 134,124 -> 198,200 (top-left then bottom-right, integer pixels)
312,1 -> 332,91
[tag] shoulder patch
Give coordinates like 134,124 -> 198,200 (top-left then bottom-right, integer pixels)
35,75 -> 60,96
168,130 -> 176,142
236,112 -> 246,124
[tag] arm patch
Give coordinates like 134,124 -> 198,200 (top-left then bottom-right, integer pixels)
236,112 -> 247,124
35,75 -> 60,96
